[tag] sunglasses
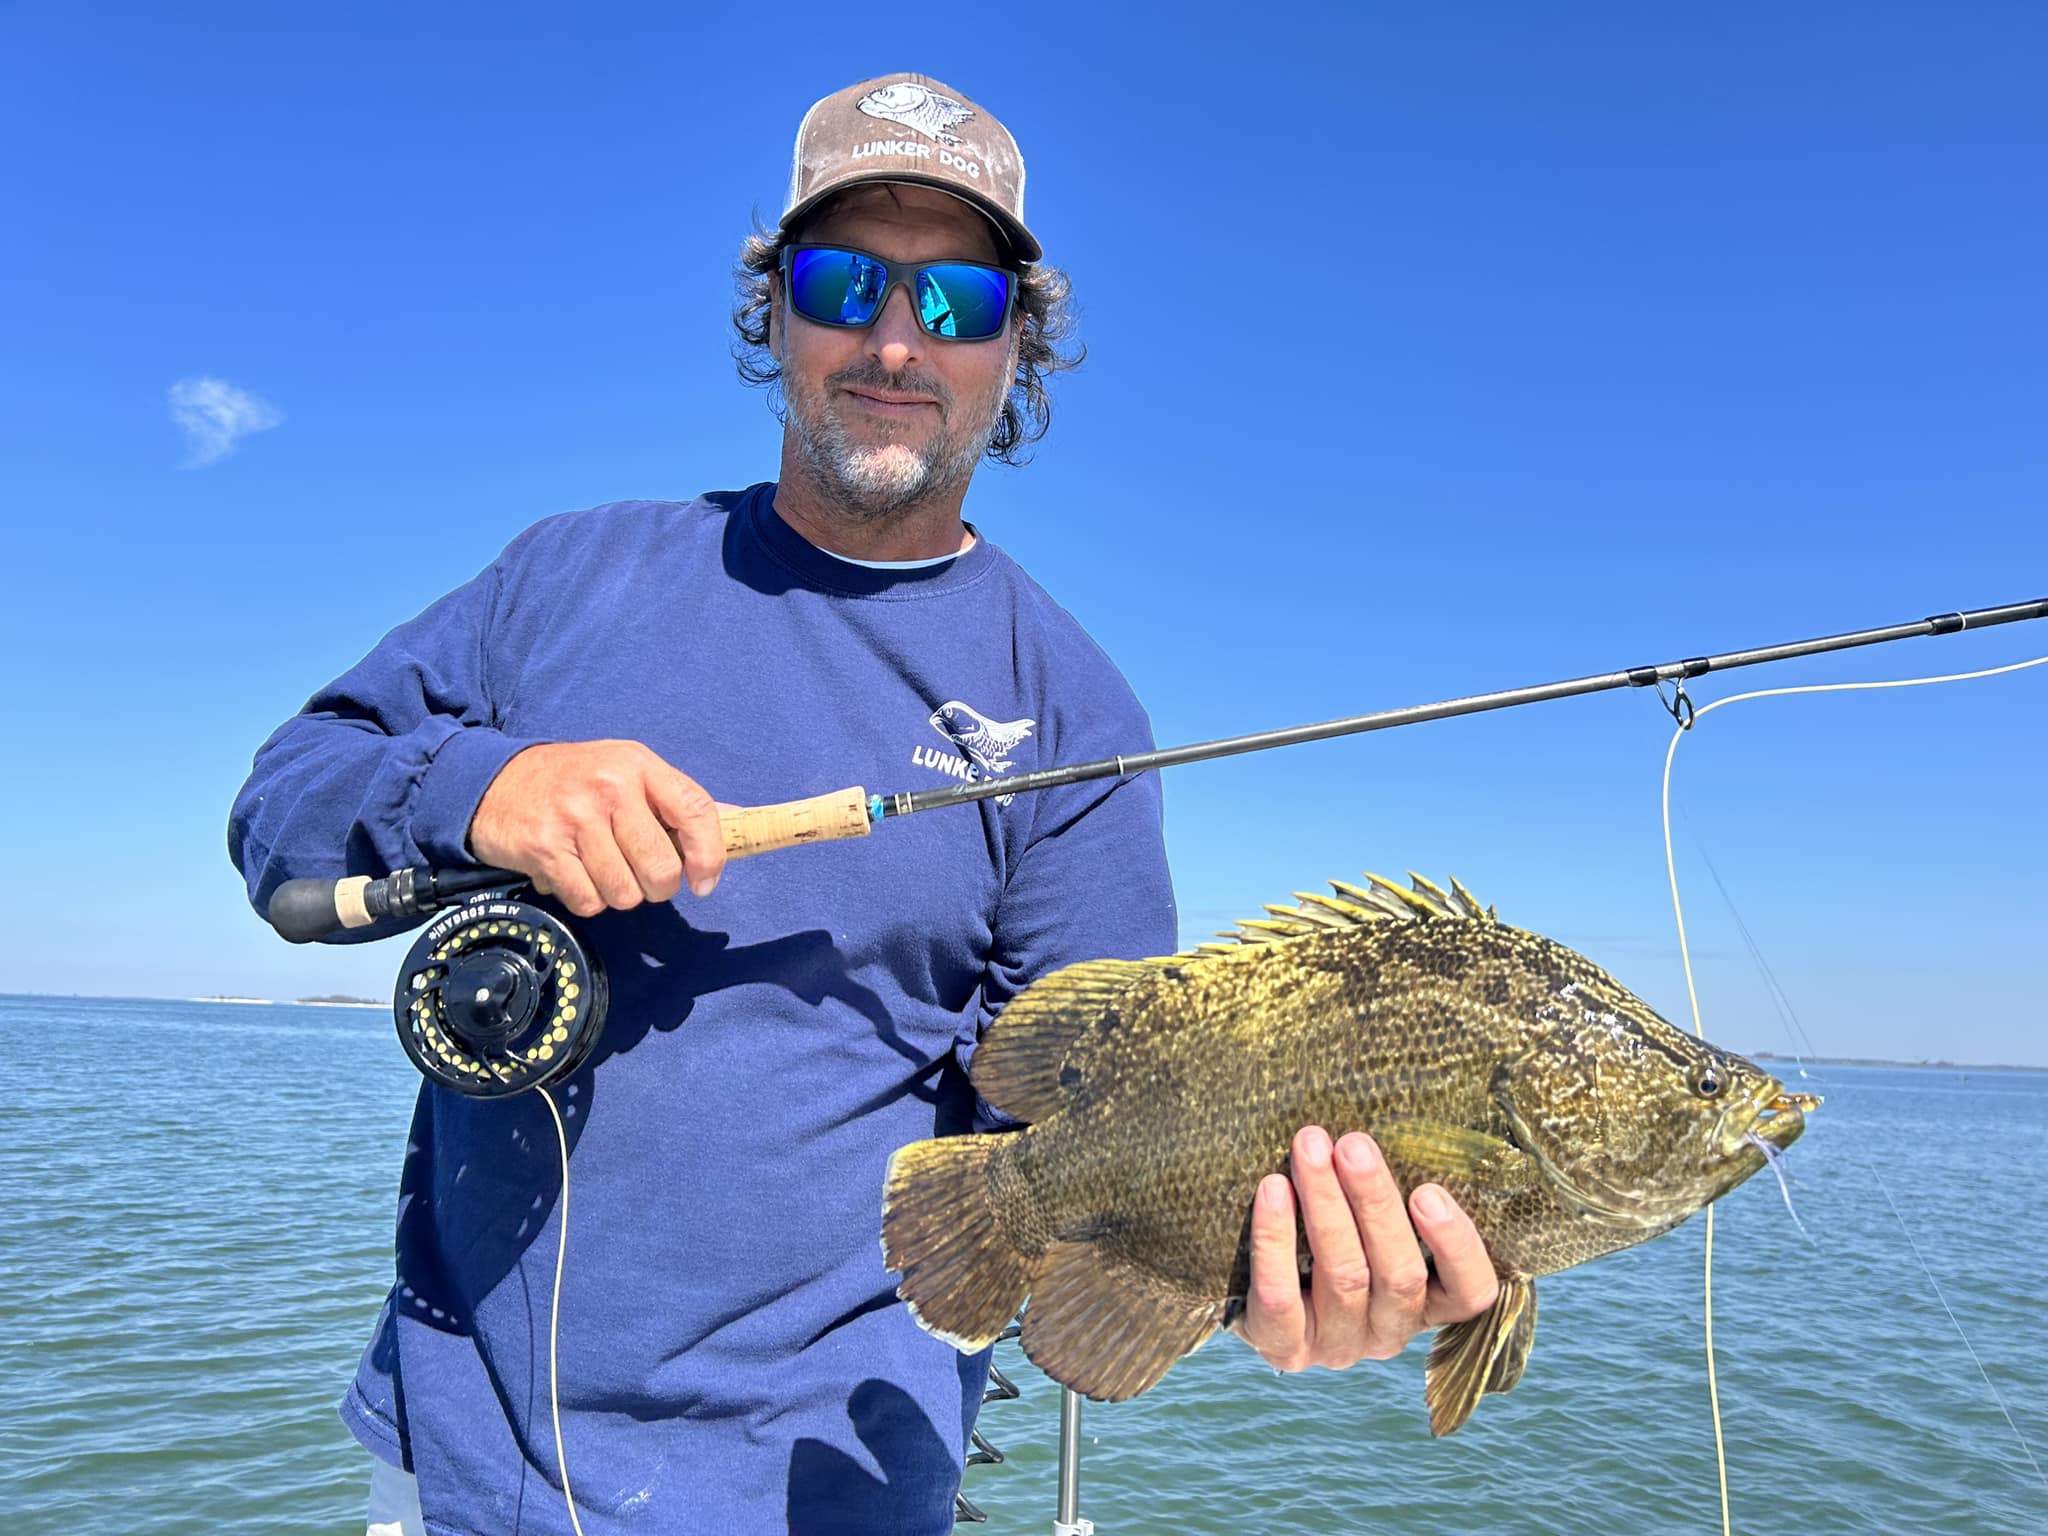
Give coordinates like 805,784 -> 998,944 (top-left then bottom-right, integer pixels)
781,244 -> 1017,342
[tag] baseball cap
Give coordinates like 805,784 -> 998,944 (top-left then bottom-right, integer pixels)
781,73 -> 1041,263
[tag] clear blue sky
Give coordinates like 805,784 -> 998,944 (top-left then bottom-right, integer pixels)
3,3 -> 2043,1063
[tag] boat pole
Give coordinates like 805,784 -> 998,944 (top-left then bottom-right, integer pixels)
1053,1386 -> 1091,1536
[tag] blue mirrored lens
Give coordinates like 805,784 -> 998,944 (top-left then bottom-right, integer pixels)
790,248 -> 887,327
915,264 -> 1011,339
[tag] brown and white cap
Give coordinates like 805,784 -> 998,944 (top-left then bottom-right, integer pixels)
782,73 -> 1040,263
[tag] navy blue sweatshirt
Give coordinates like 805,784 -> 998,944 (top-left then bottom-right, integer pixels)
229,487 -> 1176,1535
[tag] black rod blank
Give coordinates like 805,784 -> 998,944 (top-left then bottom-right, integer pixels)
268,596 -> 2045,941
883,598 -> 2048,819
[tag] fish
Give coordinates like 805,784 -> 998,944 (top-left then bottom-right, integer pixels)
881,871 -> 1820,1435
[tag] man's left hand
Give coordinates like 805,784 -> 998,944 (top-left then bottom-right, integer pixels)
1231,1125 -> 1499,1372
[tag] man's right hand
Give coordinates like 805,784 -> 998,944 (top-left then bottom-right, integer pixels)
468,741 -> 727,917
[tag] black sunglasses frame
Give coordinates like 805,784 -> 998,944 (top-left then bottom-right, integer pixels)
779,244 -> 1019,342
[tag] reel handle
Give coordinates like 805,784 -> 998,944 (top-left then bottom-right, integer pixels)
720,785 -> 873,860
269,865 -> 520,943
269,874 -> 379,943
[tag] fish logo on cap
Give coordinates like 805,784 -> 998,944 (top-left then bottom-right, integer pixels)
859,83 -> 974,147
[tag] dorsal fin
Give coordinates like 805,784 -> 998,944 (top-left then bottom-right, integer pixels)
1409,871 -> 1454,906
1448,875 -> 1494,921
971,958 -> 1173,1122
1196,870 -> 1499,954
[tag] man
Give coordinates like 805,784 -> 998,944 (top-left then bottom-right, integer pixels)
231,73 -> 1498,1535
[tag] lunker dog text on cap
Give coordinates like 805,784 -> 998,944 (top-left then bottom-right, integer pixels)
782,73 -> 1040,262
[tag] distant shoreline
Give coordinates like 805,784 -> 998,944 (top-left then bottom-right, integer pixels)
191,995 -> 384,1009
1751,1052 -> 2045,1074
4,996 -> 2041,1066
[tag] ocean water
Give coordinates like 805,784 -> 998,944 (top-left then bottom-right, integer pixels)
1,993 -> 2042,1534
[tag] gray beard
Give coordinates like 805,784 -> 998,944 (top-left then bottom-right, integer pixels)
784,361 -> 1005,521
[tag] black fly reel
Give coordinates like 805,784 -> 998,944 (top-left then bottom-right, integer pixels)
392,891 -> 608,1096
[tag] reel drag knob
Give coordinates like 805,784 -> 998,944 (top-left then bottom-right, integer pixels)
441,948 -> 541,1052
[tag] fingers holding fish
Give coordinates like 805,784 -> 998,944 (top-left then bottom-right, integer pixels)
1296,1125 -> 1379,1367
1239,1126 -> 1445,1372
1293,1126 -> 1435,1365
1282,1125 -> 1380,1367
1236,1172 -> 1312,1370
1333,1131 -> 1438,1360
1407,1184 -> 1501,1328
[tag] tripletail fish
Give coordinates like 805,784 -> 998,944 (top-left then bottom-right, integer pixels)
882,872 -> 1819,1434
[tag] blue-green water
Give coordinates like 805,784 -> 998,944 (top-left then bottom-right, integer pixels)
2,994 -> 2042,1533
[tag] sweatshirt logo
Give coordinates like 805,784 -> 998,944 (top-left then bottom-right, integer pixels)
912,699 -> 1036,806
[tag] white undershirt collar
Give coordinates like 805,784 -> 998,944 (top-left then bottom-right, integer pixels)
814,529 -> 978,570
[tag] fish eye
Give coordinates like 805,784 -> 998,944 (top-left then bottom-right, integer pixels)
1695,1066 -> 1725,1099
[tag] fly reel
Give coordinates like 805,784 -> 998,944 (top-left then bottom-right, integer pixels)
392,892 -> 608,1096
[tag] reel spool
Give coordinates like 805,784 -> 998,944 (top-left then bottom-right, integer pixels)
392,892 -> 608,1096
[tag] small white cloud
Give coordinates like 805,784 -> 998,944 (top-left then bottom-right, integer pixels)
168,375 -> 283,467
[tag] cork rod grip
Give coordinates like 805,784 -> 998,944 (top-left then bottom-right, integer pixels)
719,786 -> 872,861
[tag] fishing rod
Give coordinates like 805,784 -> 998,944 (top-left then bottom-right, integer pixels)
266,596 -> 2045,1097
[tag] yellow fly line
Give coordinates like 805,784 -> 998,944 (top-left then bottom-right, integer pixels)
536,1083 -> 589,1536
1658,653 -> 2048,1536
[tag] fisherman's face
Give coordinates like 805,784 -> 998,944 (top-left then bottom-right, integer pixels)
772,183 -> 1020,519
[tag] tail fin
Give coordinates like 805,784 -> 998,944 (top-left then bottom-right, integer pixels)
882,1133 -> 1036,1351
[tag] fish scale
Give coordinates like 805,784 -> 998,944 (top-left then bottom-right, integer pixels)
881,873 -> 1816,1435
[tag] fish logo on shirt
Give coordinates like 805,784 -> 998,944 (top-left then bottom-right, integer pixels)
930,701 -> 1035,775
912,700 -> 1035,809
858,84 -> 974,147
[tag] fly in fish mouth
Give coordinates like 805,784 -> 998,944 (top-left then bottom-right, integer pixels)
1750,1090 -> 1822,1150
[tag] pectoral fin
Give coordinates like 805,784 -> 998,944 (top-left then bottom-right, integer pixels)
1423,1274 -> 1537,1436
1371,1119 -> 1537,1188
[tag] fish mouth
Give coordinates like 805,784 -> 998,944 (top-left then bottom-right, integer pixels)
1748,1089 -> 1822,1151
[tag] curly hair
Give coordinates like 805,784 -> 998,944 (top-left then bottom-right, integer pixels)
731,214 -> 1083,467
